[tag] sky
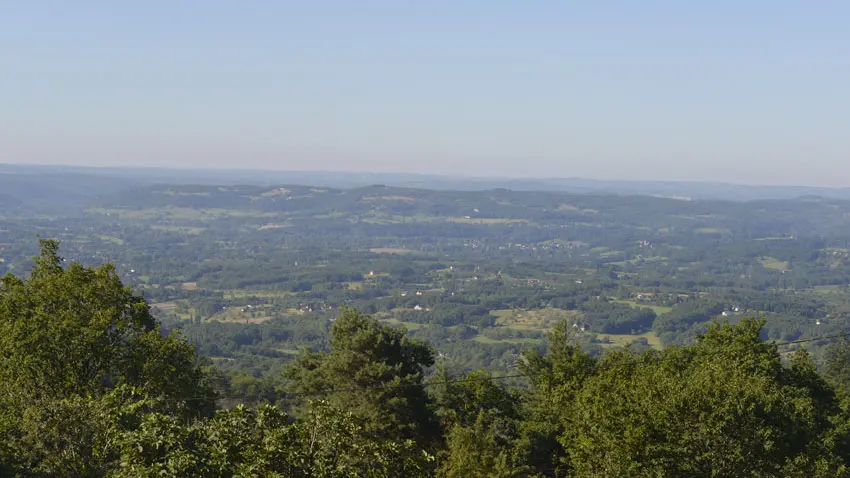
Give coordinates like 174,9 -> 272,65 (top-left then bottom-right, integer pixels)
1,1 -> 849,186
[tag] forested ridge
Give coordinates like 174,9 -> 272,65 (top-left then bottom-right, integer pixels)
4,241 -> 850,476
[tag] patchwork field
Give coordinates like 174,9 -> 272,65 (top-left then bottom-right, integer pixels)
492,308 -> 584,331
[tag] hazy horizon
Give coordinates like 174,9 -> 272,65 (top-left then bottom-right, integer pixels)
2,2 -> 849,187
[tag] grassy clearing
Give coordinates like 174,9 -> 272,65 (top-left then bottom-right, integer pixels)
208,307 -> 275,324
88,207 -> 277,221
760,256 -> 789,271
181,282 -> 200,291
203,209 -> 280,218
344,282 -> 364,291
472,336 -> 543,345
490,309 -> 515,320
151,225 -> 207,235
258,223 -> 291,230
157,208 -> 209,220
158,190 -> 210,197
595,331 -> 663,350
599,250 -> 624,258
313,212 -> 347,219
150,302 -> 178,311
361,215 -> 394,224
609,256 -> 669,267
813,285 -> 849,295
381,318 -> 424,331
445,217 -> 529,225
695,227 -> 731,235
86,208 -> 161,220
369,247 -> 418,254
360,213 -> 441,224
97,235 -> 125,245
493,308 -> 583,332
557,205 -> 597,215
360,195 -> 417,204
613,300 -> 673,315
381,195 -> 417,203
222,290 -> 295,299
259,188 -> 291,197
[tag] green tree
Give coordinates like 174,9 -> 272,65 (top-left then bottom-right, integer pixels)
515,319 -> 596,475
825,336 -> 850,396
114,401 -> 434,477
285,308 -> 438,444
432,369 -> 527,477
0,240 -> 214,412
564,318 -> 850,477
439,410 -> 526,478
0,241 -> 216,474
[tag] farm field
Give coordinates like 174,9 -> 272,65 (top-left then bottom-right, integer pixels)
369,248 -> 418,254
613,300 -> 674,315
492,308 -> 583,331
594,331 -> 664,350
761,256 -> 790,271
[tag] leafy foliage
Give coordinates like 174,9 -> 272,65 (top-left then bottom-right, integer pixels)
284,307 -> 439,443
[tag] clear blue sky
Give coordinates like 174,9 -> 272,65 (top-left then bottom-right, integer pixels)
2,1 -> 848,186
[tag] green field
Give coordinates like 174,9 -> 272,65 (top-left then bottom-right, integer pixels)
595,331 -> 663,350
696,227 -> 731,235
151,225 -> 207,235
369,247 -> 418,254
760,256 -> 790,271
813,285 -> 850,295
472,336 -> 543,345
445,217 -> 529,225
96,235 -> 125,245
87,207 -> 279,221
492,307 -> 583,331
222,289 -> 295,299
613,300 -> 673,315
344,281 -> 364,291
381,318 -> 424,331
207,307 -> 275,324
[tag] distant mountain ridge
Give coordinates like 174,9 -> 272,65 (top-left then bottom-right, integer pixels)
3,163 -> 850,202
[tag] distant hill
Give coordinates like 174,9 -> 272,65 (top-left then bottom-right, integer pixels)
4,163 -> 850,202
0,169 -> 144,209
0,192 -> 22,209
